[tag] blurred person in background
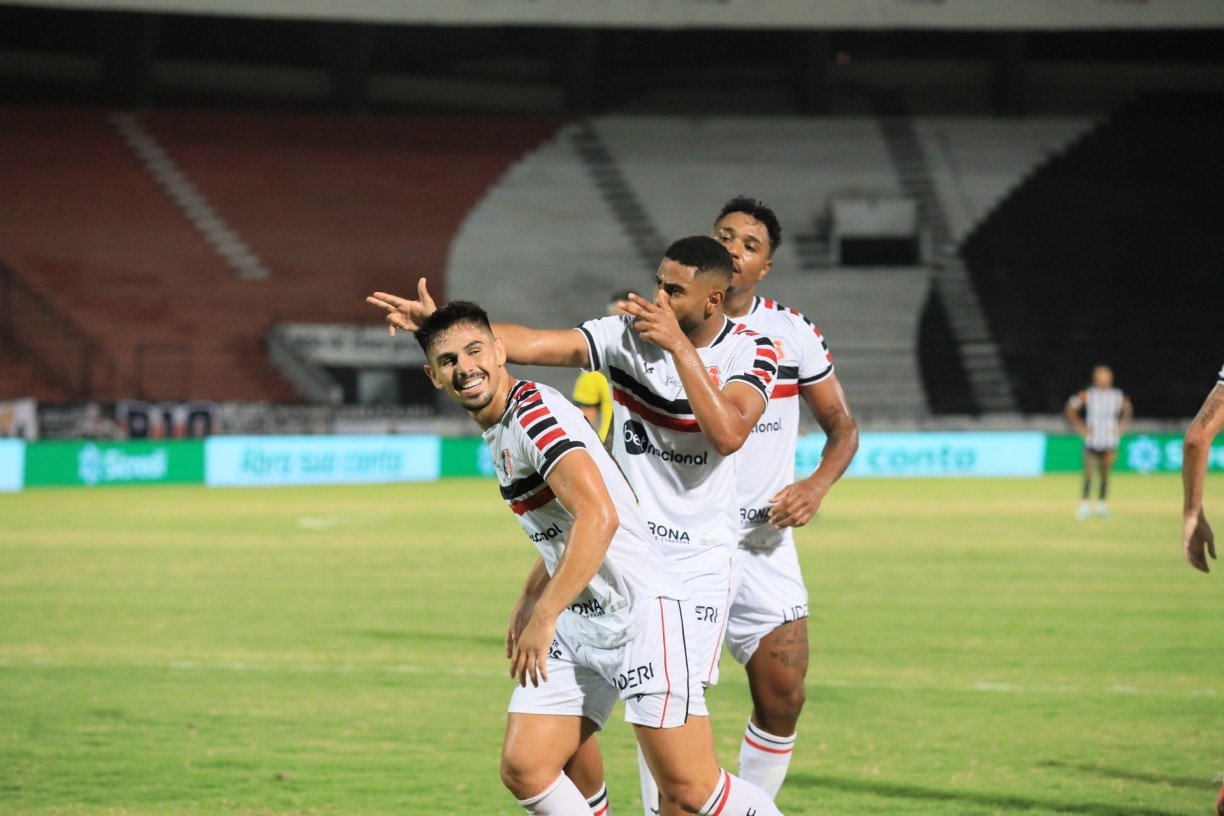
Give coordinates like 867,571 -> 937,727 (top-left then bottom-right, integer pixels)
1064,365 -> 1132,519
572,290 -> 638,445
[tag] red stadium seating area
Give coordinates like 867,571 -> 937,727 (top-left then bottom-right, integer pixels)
0,105 -> 561,402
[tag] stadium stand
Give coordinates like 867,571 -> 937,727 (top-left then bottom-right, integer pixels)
0,105 -> 562,402
960,95 -> 1224,418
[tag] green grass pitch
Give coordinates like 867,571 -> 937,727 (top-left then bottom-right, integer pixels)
1,474 -> 1220,815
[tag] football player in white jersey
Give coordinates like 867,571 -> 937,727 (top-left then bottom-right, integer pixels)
370,237 -> 777,816
709,197 -> 859,799
1064,365 -> 1133,519
1182,364 -> 1223,576
411,300 -> 785,816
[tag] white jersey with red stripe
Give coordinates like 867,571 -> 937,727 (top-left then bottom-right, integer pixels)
482,379 -> 683,647
577,315 -> 777,562
731,296 -> 835,550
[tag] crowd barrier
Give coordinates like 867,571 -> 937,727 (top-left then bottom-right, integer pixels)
1,432 -> 1221,491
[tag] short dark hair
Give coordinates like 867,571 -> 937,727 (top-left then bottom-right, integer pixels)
414,300 -> 492,356
663,235 -> 734,282
716,196 -> 783,255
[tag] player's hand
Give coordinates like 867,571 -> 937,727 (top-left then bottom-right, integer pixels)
1182,508 -> 1216,573
510,612 -> 556,687
621,292 -> 687,353
365,277 -> 437,337
505,594 -> 537,659
768,477 -> 827,528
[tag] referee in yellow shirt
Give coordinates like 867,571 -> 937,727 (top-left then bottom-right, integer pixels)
572,289 -> 637,444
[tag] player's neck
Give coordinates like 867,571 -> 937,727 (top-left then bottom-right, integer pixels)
723,285 -> 758,318
686,314 -> 729,349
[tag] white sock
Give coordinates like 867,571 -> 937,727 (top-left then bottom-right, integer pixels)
636,742 -> 660,815
737,720 -> 795,798
517,773 -> 592,815
587,782 -> 611,816
697,769 -> 783,816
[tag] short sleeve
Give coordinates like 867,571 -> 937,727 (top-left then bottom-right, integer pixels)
1067,391 -> 1084,410
724,329 -> 778,405
572,371 -> 605,405
512,386 -> 587,479
796,317 -> 835,385
576,315 -> 627,374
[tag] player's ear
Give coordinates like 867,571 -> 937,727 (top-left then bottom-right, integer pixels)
760,255 -> 773,280
423,364 -> 444,390
707,285 -> 725,315
493,335 -> 507,368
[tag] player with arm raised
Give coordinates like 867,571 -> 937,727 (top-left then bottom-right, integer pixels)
412,300 -> 784,816
370,237 -> 777,816
1182,365 -> 1224,576
710,196 -> 859,799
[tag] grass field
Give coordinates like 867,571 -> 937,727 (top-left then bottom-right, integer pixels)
1,474 -> 1221,815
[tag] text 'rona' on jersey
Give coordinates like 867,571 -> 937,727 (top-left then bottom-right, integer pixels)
482,379 -> 683,647
576,314 -> 777,562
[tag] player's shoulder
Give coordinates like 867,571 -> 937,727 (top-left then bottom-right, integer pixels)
510,380 -> 571,421
757,296 -> 821,330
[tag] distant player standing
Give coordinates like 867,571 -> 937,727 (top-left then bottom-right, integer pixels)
711,197 -> 859,798
1064,365 -> 1133,519
409,300 -> 785,816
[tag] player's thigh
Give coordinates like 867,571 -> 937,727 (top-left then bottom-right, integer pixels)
502,713 -> 597,788
634,716 -> 722,805
726,544 -> 809,667
1100,449 -> 1118,475
745,617 -> 810,702
1082,447 -> 1099,474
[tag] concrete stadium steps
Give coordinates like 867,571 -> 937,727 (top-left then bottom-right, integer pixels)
0,105 -> 563,402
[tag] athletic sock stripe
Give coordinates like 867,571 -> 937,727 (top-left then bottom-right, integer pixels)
709,771 -> 732,816
743,734 -> 794,755
746,721 -> 796,746
586,788 -> 607,807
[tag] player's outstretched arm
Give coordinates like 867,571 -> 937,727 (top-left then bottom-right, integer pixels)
509,450 -> 617,687
1182,383 -> 1223,572
769,375 -> 860,529
621,292 -> 766,455
491,323 -> 591,369
365,277 -> 437,336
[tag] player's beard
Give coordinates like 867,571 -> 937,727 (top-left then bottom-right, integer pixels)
453,370 -> 495,413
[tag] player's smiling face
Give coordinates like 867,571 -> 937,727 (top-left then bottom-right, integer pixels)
424,322 -> 508,419
713,211 -> 772,295
655,259 -> 724,336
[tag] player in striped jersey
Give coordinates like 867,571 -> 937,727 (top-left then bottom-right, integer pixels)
1064,365 -> 1133,519
1182,364 -> 1223,575
412,300 -> 785,816
710,197 -> 859,799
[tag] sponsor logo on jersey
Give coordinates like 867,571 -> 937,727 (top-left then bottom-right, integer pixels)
528,522 -> 563,543
695,605 -> 720,623
750,418 -> 783,434
615,662 -> 655,691
739,506 -> 772,523
498,448 -> 512,477
647,520 -> 692,544
569,598 -> 607,618
622,420 -> 708,465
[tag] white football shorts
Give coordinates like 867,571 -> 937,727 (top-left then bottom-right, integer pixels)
669,546 -> 734,688
725,540 -> 810,665
507,596 -> 706,729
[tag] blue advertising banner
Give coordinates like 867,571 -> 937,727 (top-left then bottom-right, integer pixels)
796,432 -> 1046,478
0,440 -> 24,492
205,435 -> 440,487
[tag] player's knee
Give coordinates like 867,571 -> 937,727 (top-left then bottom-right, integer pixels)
657,776 -> 714,813
757,681 -> 806,729
499,750 -> 551,798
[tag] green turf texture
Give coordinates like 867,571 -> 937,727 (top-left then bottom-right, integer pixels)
0,474 -> 1220,815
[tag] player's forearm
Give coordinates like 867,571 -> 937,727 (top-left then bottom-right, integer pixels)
1183,428 -> 1212,514
519,557 -> 551,601
669,342 -> 752,455
492,322 -> 587,368
806,416 -> 859,492
531,512 -> 615,620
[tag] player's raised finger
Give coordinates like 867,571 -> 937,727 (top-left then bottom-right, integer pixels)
417,277 -> 437,311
